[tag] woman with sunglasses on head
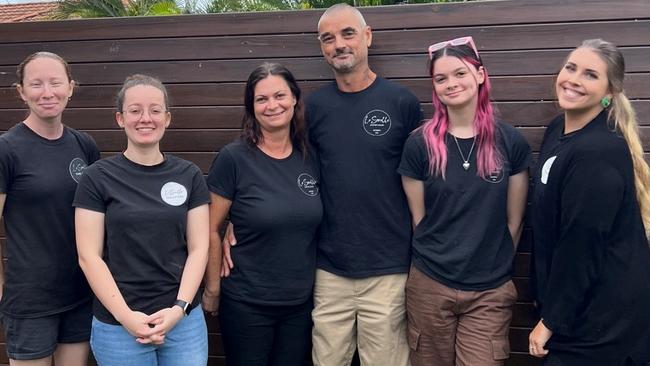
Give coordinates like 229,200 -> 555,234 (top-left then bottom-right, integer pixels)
201,63 -> 322,366
398,36 -> 531,366
74,74 -> 210,366
0,52 -> 99,366
529,39 -> 650,366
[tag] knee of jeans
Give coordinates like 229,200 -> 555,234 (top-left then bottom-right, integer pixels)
490,336 -> 510,360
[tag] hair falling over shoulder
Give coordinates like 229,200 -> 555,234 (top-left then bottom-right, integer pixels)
610,93 -> 650,239
580,38 -> 650,239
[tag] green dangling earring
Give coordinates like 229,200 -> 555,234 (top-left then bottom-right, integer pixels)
600,96 -> 611,108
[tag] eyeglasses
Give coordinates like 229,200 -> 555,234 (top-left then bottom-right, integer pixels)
428,36 -> 479,59
123,106 -> 168,121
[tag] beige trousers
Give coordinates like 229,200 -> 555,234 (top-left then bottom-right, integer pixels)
311,269 -> 410,366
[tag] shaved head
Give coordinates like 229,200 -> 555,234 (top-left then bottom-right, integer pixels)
318,3 -> 367,31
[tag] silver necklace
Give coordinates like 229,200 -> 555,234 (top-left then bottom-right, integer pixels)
452,135 -> 476,171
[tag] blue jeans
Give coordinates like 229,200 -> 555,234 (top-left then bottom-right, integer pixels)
90,306 -> 208,366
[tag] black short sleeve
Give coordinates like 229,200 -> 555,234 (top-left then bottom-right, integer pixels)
404,94 -> 425,134
0,138 -> 13,193
397,131 -> 427,181
502,124 -> 532,175
206,147 -> 237,200
74,167 -> 108,213
188,165 -> 210,209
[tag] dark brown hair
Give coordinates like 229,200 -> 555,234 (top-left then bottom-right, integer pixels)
241,62 -> 309,157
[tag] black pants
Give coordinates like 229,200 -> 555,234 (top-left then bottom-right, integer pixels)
219,295 -> 313,366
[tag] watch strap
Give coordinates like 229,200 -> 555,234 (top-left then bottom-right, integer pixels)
173,299 -> 190,316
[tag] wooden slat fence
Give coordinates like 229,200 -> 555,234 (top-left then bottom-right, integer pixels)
0,0 -> 649,365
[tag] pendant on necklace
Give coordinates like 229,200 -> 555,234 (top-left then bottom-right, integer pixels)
463,162 -> 470,170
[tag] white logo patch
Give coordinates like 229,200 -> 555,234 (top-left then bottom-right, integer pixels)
69,157 -> 88,183
540,156 -> 557,184
362,110 -> 392,136
160,182 -> 188,206
297,173 -> 318,196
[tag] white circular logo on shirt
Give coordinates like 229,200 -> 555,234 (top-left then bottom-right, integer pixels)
540,156 -> 557,185
297,173 -> 319,197
362,110 -> 392,136
160,182 -> 188,206
69,157 -> 88,183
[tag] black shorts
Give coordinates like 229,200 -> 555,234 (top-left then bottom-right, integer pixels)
1,300 -> 92,360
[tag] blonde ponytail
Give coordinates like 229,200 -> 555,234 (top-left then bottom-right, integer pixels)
610,94 -> 650,239
578,39 -> 650,240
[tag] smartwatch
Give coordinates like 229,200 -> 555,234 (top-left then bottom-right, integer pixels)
173,299 -> 191,316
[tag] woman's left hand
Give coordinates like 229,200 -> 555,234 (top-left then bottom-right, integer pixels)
529,320 -> 552,358
140,306 -> 186,344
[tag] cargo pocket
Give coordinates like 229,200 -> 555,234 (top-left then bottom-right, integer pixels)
490,336 -> 510,360
407,326 -> 420,352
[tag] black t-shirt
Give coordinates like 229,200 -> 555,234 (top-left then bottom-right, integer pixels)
207,141 -> 323,306
0,122 -> 99,318
398,122 -> 531,290
305,77 -> 423,278
531,111 -> 650,363
73,154 -> 210,324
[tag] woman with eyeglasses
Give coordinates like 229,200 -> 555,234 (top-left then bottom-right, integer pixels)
398,36 -> 531,366
73,74 -> 210,366
529,39 -> 650,366
0,52 -> 99,366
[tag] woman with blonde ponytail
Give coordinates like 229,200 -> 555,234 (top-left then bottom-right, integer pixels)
529,39 -> 650,366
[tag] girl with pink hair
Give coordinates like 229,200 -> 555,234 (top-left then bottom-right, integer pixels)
398,37 -> 530,365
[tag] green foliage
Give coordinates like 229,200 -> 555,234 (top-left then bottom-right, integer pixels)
54,0 -> 181,19
203,0 -> 469,12
301,0 -> 468,7
52,0 -> 469,17
205,0 -> 301,12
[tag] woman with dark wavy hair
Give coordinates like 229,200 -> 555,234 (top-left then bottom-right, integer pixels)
202,62 -> 322,366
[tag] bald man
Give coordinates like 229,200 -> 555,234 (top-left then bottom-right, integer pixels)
306,4 -> 423,365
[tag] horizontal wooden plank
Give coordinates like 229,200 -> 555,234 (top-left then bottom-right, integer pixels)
1,0 -> 649,43
512,302 -> 538,328
514,252 -> 532,278
510,327 -> 533,353
513,277 -> 533,303
208,332 -> 225,357
0,107 -> 243,131
86,129 -> 240,152
20,126 -> 646,153
2,75 -> 650,112
0,101 -> 574,131
1,20 -> 648,64
2,48 -> 649,86
0,123 -> 647,157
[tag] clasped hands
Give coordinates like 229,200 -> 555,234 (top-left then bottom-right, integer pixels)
120,306 -> 185,345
